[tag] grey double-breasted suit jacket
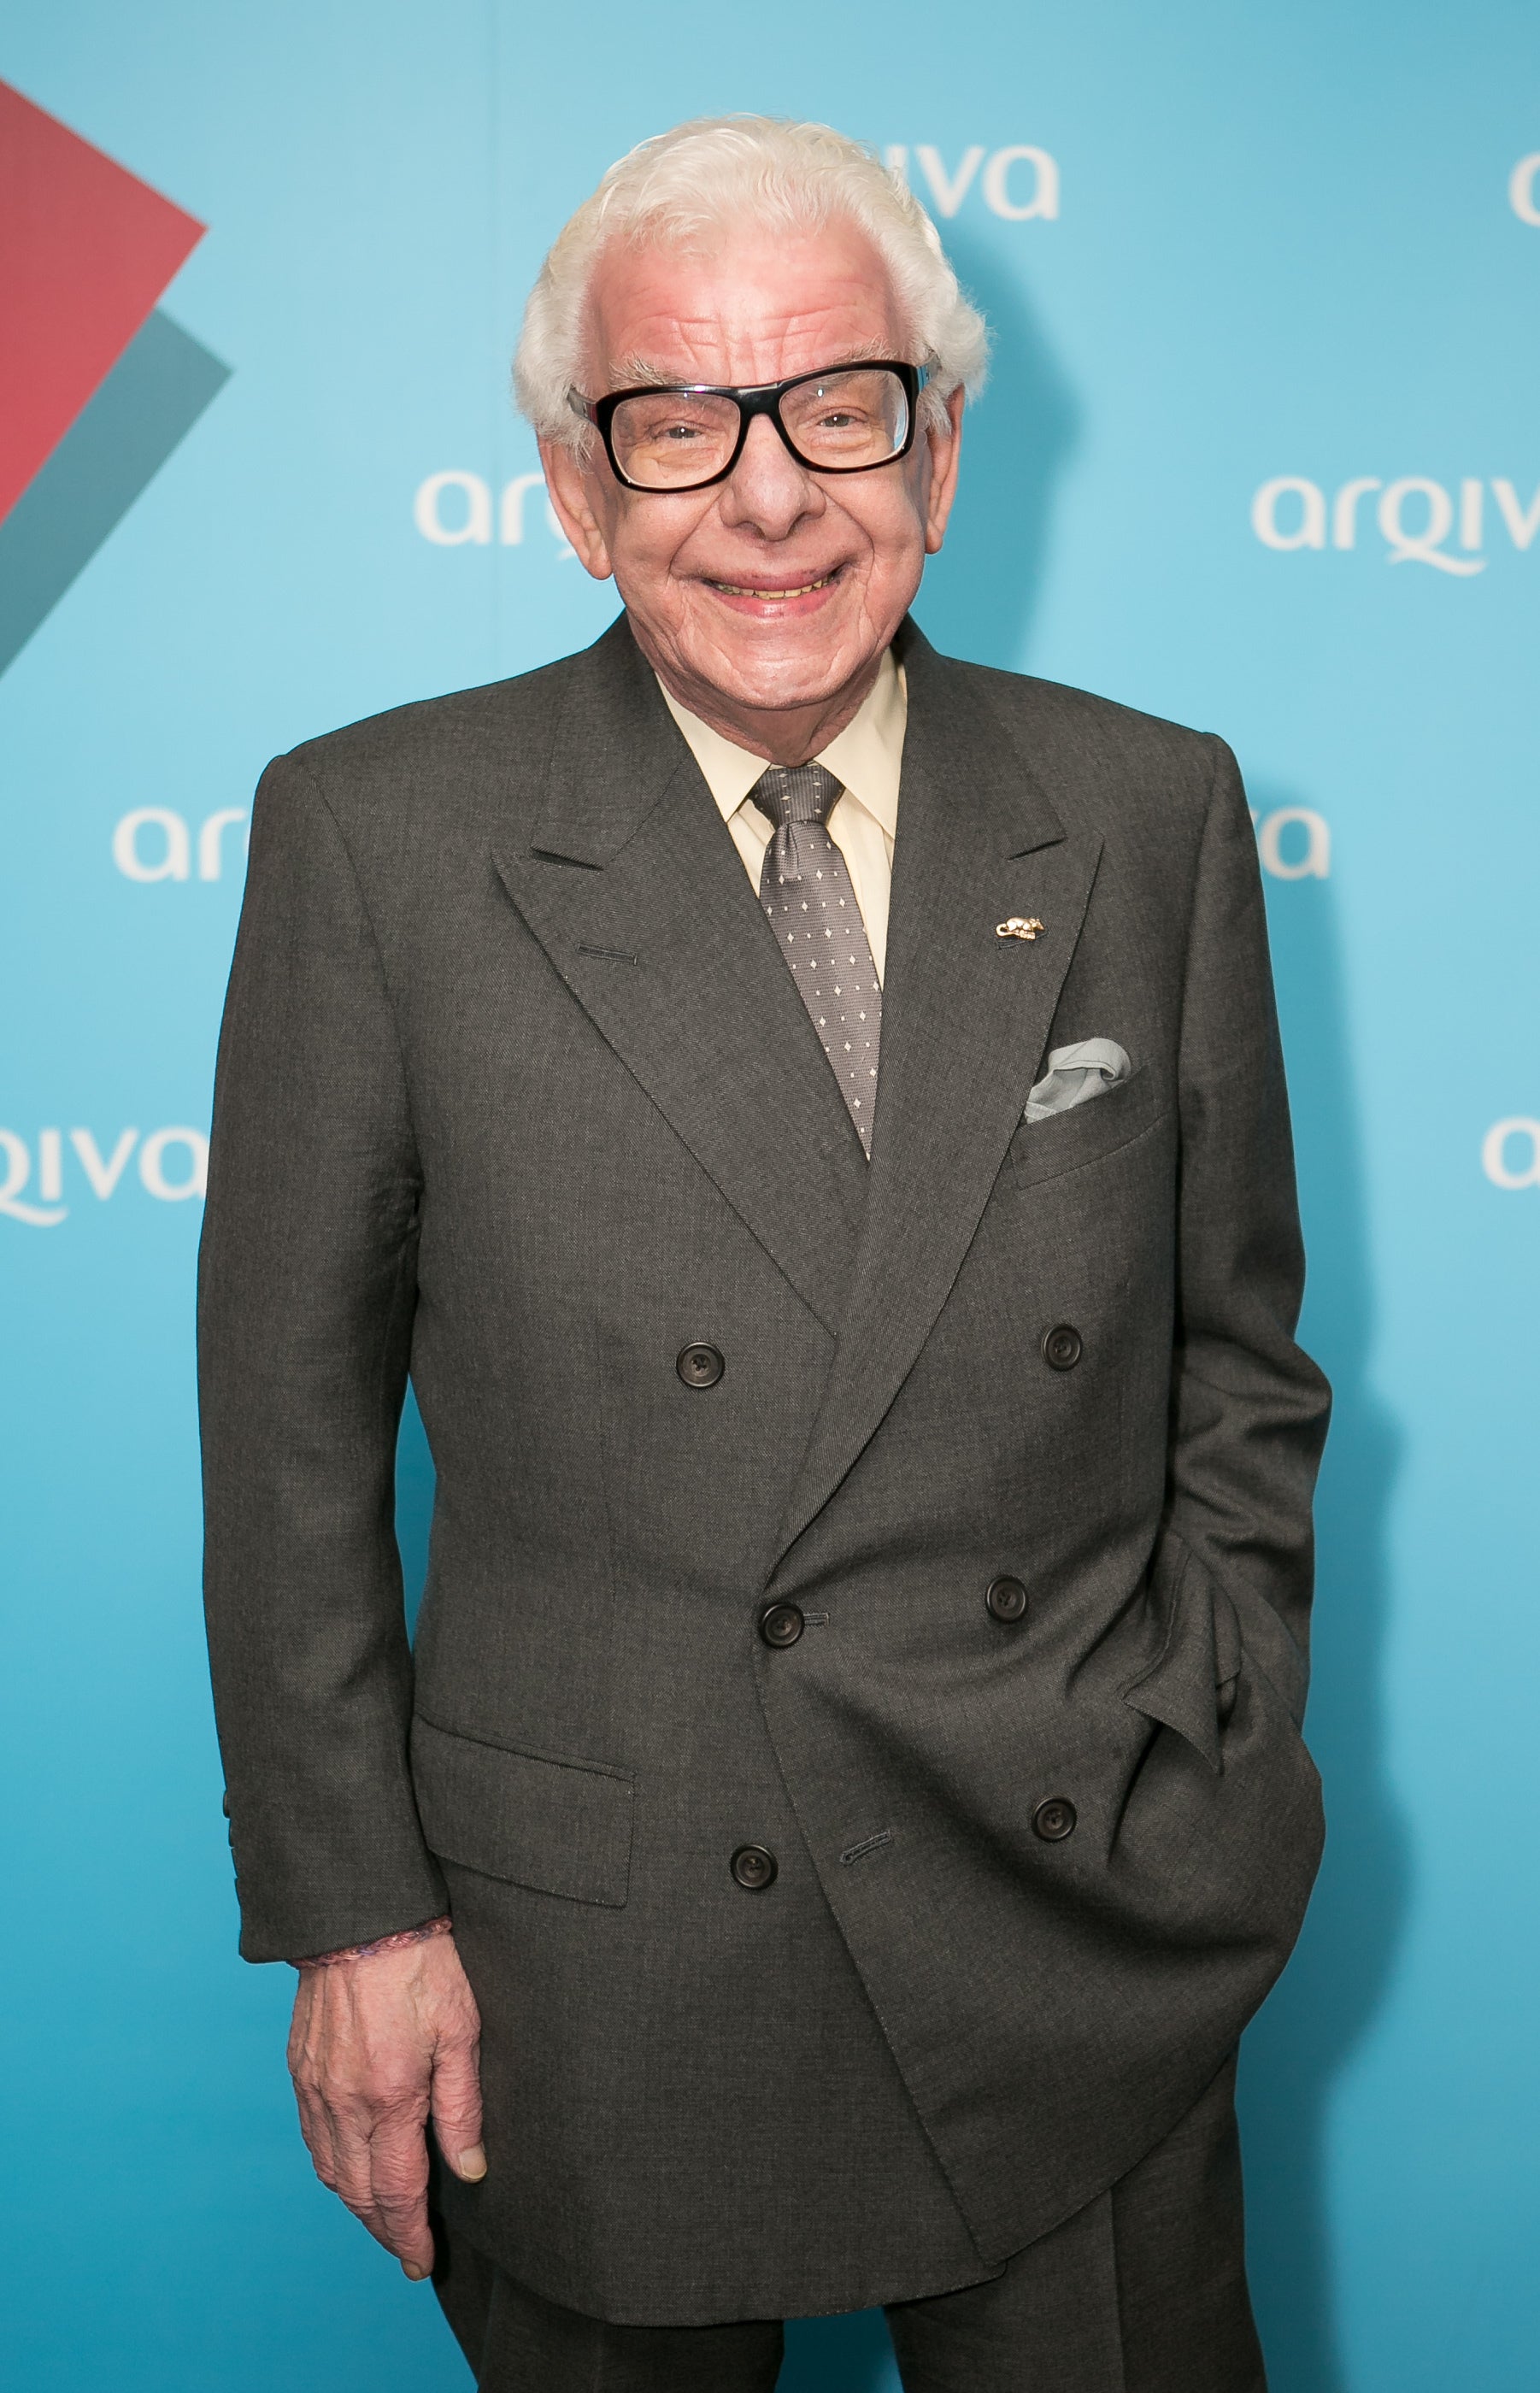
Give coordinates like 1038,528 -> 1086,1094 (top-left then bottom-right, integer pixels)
199,614 -> 1330,2325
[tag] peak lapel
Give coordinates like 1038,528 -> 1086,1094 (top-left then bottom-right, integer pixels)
773,631 -> 1104,1560
491,618 -> 868,1336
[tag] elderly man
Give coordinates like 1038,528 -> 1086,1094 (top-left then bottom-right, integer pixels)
201,116 -> 1329,2392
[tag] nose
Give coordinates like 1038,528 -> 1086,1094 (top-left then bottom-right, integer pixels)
715,411 -> 825,542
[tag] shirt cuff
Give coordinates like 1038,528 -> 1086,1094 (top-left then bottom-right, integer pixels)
293,1914 -> 453,1968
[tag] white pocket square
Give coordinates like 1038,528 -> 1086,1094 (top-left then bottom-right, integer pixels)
1024,1039 -> 1131,1122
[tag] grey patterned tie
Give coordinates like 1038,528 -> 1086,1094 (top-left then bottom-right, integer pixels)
753,764 -> 882,1155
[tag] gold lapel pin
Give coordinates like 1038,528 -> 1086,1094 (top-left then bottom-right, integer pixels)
996,916 -> 1044,941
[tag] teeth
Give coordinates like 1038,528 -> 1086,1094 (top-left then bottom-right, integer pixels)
713,575 -> 832,598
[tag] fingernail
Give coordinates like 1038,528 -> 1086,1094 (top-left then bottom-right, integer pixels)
403,2262 -> 430,2282
458,2143 -> 487,2180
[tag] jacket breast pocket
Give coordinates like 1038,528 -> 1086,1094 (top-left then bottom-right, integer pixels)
1005,1065 -> 1167,1196
411,1714 -> 634,1907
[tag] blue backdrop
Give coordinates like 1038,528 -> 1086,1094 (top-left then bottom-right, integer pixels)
3,6 -> 1537,2387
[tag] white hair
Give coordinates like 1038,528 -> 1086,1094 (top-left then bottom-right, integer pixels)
514,115 -> 989,451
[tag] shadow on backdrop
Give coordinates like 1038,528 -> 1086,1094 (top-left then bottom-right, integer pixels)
908,224 -> 1079,674
1241,808 -> 1411,2393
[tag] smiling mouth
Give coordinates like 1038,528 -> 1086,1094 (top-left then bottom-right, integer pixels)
704,569 -> 841,598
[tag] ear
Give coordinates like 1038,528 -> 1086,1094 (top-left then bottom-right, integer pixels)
922,385 -> 966,556
539,436 -> 614,579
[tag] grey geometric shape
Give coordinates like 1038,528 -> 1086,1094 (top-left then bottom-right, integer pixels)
0,308 -> 231,677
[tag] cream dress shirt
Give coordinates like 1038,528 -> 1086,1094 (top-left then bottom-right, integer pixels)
657,648 -> 906,985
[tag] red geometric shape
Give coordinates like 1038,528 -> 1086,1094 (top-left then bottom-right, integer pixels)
0,81 -> 205,520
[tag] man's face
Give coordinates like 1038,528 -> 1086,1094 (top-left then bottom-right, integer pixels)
541,218 -> 964,736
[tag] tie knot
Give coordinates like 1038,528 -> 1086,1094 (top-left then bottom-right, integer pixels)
749,762 -> 843,831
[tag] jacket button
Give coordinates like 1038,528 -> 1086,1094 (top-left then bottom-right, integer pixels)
985,1575 -> 1028,1623
1042,1323 -> 1083,1371
731,1843 -> 778,1890
1033,1796 -> 1077,1842
677,1342 -> 725,1388
760,1602 -> 805,1649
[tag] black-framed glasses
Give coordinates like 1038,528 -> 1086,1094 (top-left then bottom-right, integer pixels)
569,360 -> 924,493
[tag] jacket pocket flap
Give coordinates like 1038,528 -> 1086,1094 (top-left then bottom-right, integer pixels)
411,1716 -> 634,1908
1121,1541 -> 1241,1773
1006,1066 -> 1165,1194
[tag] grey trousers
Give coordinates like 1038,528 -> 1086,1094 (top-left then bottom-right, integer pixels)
432,2055 -> 1265,2392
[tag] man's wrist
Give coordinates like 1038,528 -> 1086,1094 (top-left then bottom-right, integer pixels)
293,1914 -> 453,1969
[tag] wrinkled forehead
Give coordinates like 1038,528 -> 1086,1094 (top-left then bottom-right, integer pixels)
582,215 -> 910,392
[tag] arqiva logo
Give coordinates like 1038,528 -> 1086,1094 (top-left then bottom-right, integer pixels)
1482,1120 -> 1540,1190
882,144 -> 1059,221
0,82 -> 228,676
1251,474 -> 1539,575
0,1126 -> 207,1227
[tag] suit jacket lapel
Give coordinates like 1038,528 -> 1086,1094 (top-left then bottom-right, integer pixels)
773,626 -> 1104,1561
491,619 -> 869,1336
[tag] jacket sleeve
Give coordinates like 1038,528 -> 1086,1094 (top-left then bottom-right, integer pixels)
1164,737 -> 1331,1723
198,753 -> 448,1962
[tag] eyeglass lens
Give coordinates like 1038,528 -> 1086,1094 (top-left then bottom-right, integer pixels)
608,368 -> 912,490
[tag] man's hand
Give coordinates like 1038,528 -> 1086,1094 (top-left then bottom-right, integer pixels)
286,1930 -> 485,2278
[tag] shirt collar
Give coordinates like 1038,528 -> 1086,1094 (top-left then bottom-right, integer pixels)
657,646 -> 906,837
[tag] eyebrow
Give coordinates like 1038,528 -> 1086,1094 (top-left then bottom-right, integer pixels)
609,344 -> 898,391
